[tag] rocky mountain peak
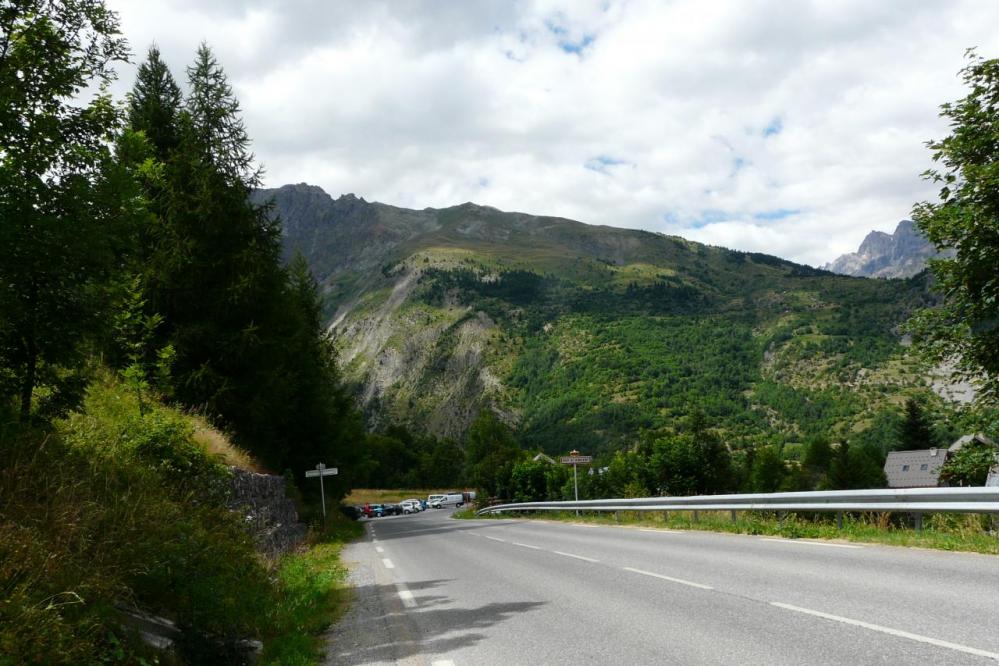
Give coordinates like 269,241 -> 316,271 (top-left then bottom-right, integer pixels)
824,220 -> 939,279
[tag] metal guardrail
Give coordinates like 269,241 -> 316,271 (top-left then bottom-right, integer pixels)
476,487 -> 999,517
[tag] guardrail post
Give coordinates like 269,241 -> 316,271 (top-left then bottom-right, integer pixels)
693,510 -> 699,523
913,512 -> 923,533
730,510 -> 737,523
837,511 -> 843,530
615,510 -> 620,523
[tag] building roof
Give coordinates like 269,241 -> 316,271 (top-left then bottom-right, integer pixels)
948,433 -> 996,452
884,448 -> 950,488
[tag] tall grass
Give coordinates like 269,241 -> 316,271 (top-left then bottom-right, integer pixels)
1,378 -> 274,663
261,518 -> 363,665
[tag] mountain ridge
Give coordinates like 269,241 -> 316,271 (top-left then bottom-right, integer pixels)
823,220 -> 940,279
257,183 -> 939,455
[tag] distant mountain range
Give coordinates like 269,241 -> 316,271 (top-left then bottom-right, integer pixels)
255,183 -> 939,453
823,220 -> 940,279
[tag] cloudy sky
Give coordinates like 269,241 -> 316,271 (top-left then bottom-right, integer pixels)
105,0 -> 999,266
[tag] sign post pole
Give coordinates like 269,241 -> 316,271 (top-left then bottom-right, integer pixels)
559,450 -> 592,517
305,463 -> 339,526
318,463 -> 326,521
573,460 -> 579,516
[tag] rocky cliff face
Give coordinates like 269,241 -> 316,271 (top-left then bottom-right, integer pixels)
824,220 -> 940,279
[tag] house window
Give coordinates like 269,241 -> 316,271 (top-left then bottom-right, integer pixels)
920,464 -> 928,471
902,464 -> 910,471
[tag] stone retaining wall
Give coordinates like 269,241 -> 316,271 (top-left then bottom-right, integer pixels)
227,468 -> 307,558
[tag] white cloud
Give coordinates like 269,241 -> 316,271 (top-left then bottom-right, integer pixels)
106,0 -> 999,266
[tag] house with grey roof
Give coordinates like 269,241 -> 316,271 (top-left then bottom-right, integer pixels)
884,434 -> 996,488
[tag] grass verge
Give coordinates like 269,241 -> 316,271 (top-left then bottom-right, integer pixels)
261,517 -> 363,665
464,508 -> 999,555
343,488 -> 453,505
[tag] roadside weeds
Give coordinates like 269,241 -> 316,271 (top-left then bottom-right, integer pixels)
459,509 -> 999,555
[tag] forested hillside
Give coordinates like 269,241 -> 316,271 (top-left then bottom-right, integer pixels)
262,185 -> 956,456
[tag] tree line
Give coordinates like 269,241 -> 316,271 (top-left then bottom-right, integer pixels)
1,5 -> 362,496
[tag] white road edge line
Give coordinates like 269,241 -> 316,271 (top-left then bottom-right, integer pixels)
432,660 -> 456,666
382,558 -> 395,569
396,584 -> 416,609
639,528 -> 684,534
553,550 -> 600,563
770,602 -> 999,661
375,546 -> 384,553
622,567 -> 713,590
485,536 -> 506,542
512,542 -> 541,550
761,538 -> 861,550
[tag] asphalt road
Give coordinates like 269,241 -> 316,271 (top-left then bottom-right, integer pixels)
325,508 -> 999,665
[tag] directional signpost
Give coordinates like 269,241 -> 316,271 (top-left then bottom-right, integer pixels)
305,462 -> 338,522
559,450 -> 592,515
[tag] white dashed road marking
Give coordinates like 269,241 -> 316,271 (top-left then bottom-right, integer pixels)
622,567 -> 713,590
770,602 -> 999,661
512,542 -> 541,550
553,550 -> 599,563
382,558 -> 395,569
761,538 -> 861,549
396,584 -> 416,608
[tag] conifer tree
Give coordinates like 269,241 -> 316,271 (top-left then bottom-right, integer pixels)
898,398 -> 937,450
127,46 -> 183,159
156,44 -> 285,457
185,42 -> 261,190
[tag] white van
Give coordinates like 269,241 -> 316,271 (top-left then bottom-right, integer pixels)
428,493 -> 464,508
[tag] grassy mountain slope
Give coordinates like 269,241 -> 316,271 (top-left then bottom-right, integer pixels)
257,184 -> 941,454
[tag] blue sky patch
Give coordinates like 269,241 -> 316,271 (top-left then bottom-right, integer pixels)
763,117 -> 783,137
560,34 -> 595,54
545,18 -> 595,54
753,208 -> 799,221
664,209 -> 730,229
585,155 -> 628,174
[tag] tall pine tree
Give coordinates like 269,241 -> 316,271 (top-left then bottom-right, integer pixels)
124,43 -> 361,479
127,45 -> 183,160
898,398 -> 937,450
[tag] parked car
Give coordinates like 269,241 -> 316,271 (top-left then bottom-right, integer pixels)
339,505 -> 363,521
400,500 -> 421,514
383,503 -> 404,516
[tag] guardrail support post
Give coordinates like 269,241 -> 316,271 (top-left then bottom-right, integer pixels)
615,510 -> 620,523
913,512 -> 923,533
693,510 -> 699,523
730,510 -> 737,523
837,511 -> 843,530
